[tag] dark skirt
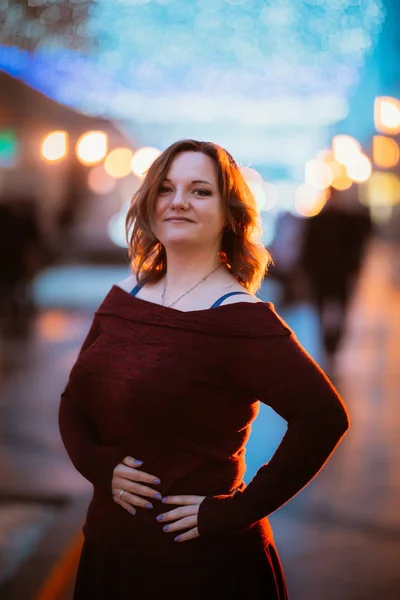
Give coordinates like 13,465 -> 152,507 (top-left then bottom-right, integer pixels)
73,539 -> 288,599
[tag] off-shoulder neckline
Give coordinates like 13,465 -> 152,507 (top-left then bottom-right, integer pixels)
95,285 -> 292,339
112,284 -> 266,315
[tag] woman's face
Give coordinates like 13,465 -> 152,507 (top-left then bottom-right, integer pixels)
152,151 -> 226,251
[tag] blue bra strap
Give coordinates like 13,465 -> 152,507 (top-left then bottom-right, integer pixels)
130,283 -> 143,296
210,291 -> 250,308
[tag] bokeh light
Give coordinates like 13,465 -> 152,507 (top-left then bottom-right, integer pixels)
305,159 -> 333,191
76,131 -> 108,166
374,96 -> 400,134
108,202 -> 130,248
332,135 -> 361,166
263,182 -> 279,212
295,183 -> 329,217
131,146 -> 161,177
247,181 -> 267,212
331,174 -> 353,191
0,129 -> 18,167
41,131 -> 68,162
372,135 -> 400,169
359,171 -> 400,207
87,164 -> 117,195
240,166 -> 263,184
36,310 -> 76,342
104,148 -> 133,179
346,153 -> 372,183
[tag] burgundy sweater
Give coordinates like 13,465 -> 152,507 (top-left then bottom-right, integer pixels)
59,286 -> 349,560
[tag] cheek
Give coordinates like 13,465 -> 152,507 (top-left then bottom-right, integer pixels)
154,198 -> 167,220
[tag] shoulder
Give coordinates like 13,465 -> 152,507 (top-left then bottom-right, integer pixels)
218,292 -> 263,306
115,272 -> 137,293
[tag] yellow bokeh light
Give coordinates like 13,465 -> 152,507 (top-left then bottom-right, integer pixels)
76,131 -> 108,166
372,135 -> 400,169
346,153 -> 372,183
331,175 -> 353,191
131,146 -> 161,177
295,184 -> 329,217
332,135 -> 361,166
359,172 -> 400,207
327,159 -> 346,180
88,164 -> 117,195
374,96 -> 400,134
104,148 -> 134,179
305,159 -> 333,190
41,131 -> 68,162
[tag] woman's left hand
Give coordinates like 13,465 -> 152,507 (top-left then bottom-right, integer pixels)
156,495 -> 206,542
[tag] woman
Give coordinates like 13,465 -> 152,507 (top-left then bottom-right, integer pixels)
59,139 -> 349,599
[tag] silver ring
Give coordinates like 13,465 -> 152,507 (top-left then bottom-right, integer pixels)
119,489 -> 125,499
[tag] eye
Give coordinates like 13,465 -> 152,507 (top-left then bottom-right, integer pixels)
193,188 -> 212,197
158,186 -> 172,195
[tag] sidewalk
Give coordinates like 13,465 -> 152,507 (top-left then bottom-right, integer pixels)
0,240 -> 399,599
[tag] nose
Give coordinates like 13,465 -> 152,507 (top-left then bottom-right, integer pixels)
170,188 -> 189,209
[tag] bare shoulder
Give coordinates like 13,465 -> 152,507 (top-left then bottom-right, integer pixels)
115,272 -> 137,293
219,291 -> 263,306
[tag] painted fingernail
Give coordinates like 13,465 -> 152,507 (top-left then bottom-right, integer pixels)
134,460 -> 143,466
130,509 -> 136,515
156,515 -> 163,522
174,535 -> 181,542
145,503 -> 153,510
163,525 -> 169,532
154,493 -> 162,500
153,478 -> 161,485
162,497 -> 168,503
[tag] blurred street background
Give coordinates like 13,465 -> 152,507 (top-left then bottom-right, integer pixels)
0,1 -> 399,599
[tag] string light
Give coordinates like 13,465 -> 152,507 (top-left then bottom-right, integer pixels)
131,146 -> 161,177
41,131 -> 68,162
104,148 -> 133,178
76,131 -> 108,166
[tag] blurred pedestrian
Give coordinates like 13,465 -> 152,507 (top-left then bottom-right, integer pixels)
301,186 -> 372,365
59,140 -> 349,600
268,210 -> 307,306
0,196 -> 44,336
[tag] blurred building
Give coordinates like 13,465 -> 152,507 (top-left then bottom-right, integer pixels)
0,72 -> 135,262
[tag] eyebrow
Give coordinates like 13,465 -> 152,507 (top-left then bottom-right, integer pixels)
164,178 -> 214,187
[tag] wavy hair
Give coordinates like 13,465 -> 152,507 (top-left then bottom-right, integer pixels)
125,139 -> 272,294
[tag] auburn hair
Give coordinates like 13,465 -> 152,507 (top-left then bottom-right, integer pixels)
125,139 -> 272,294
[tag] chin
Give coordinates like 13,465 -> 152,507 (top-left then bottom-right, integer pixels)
162,234 -> 196,246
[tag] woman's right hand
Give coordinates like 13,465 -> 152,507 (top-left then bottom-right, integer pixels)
112,456 -> 162,515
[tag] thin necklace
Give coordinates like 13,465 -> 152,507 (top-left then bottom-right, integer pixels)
161,264 -> 221,309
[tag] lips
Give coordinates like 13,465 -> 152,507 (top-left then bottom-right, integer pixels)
165,217 -> 194,222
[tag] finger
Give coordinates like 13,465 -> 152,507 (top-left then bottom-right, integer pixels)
116,464 -> 161,486
174,527 -> 200,543
161,515 -> 197,534
161,495 -> 205,506
113,490 -> 154,511
118,498 -> 137,515
122,456 -> 144,468
157,505 -> 197,522
113,479 -> 162,501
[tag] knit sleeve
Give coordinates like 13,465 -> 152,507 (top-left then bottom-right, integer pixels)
197,331 -> 350,536
58,318 -> 126,490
